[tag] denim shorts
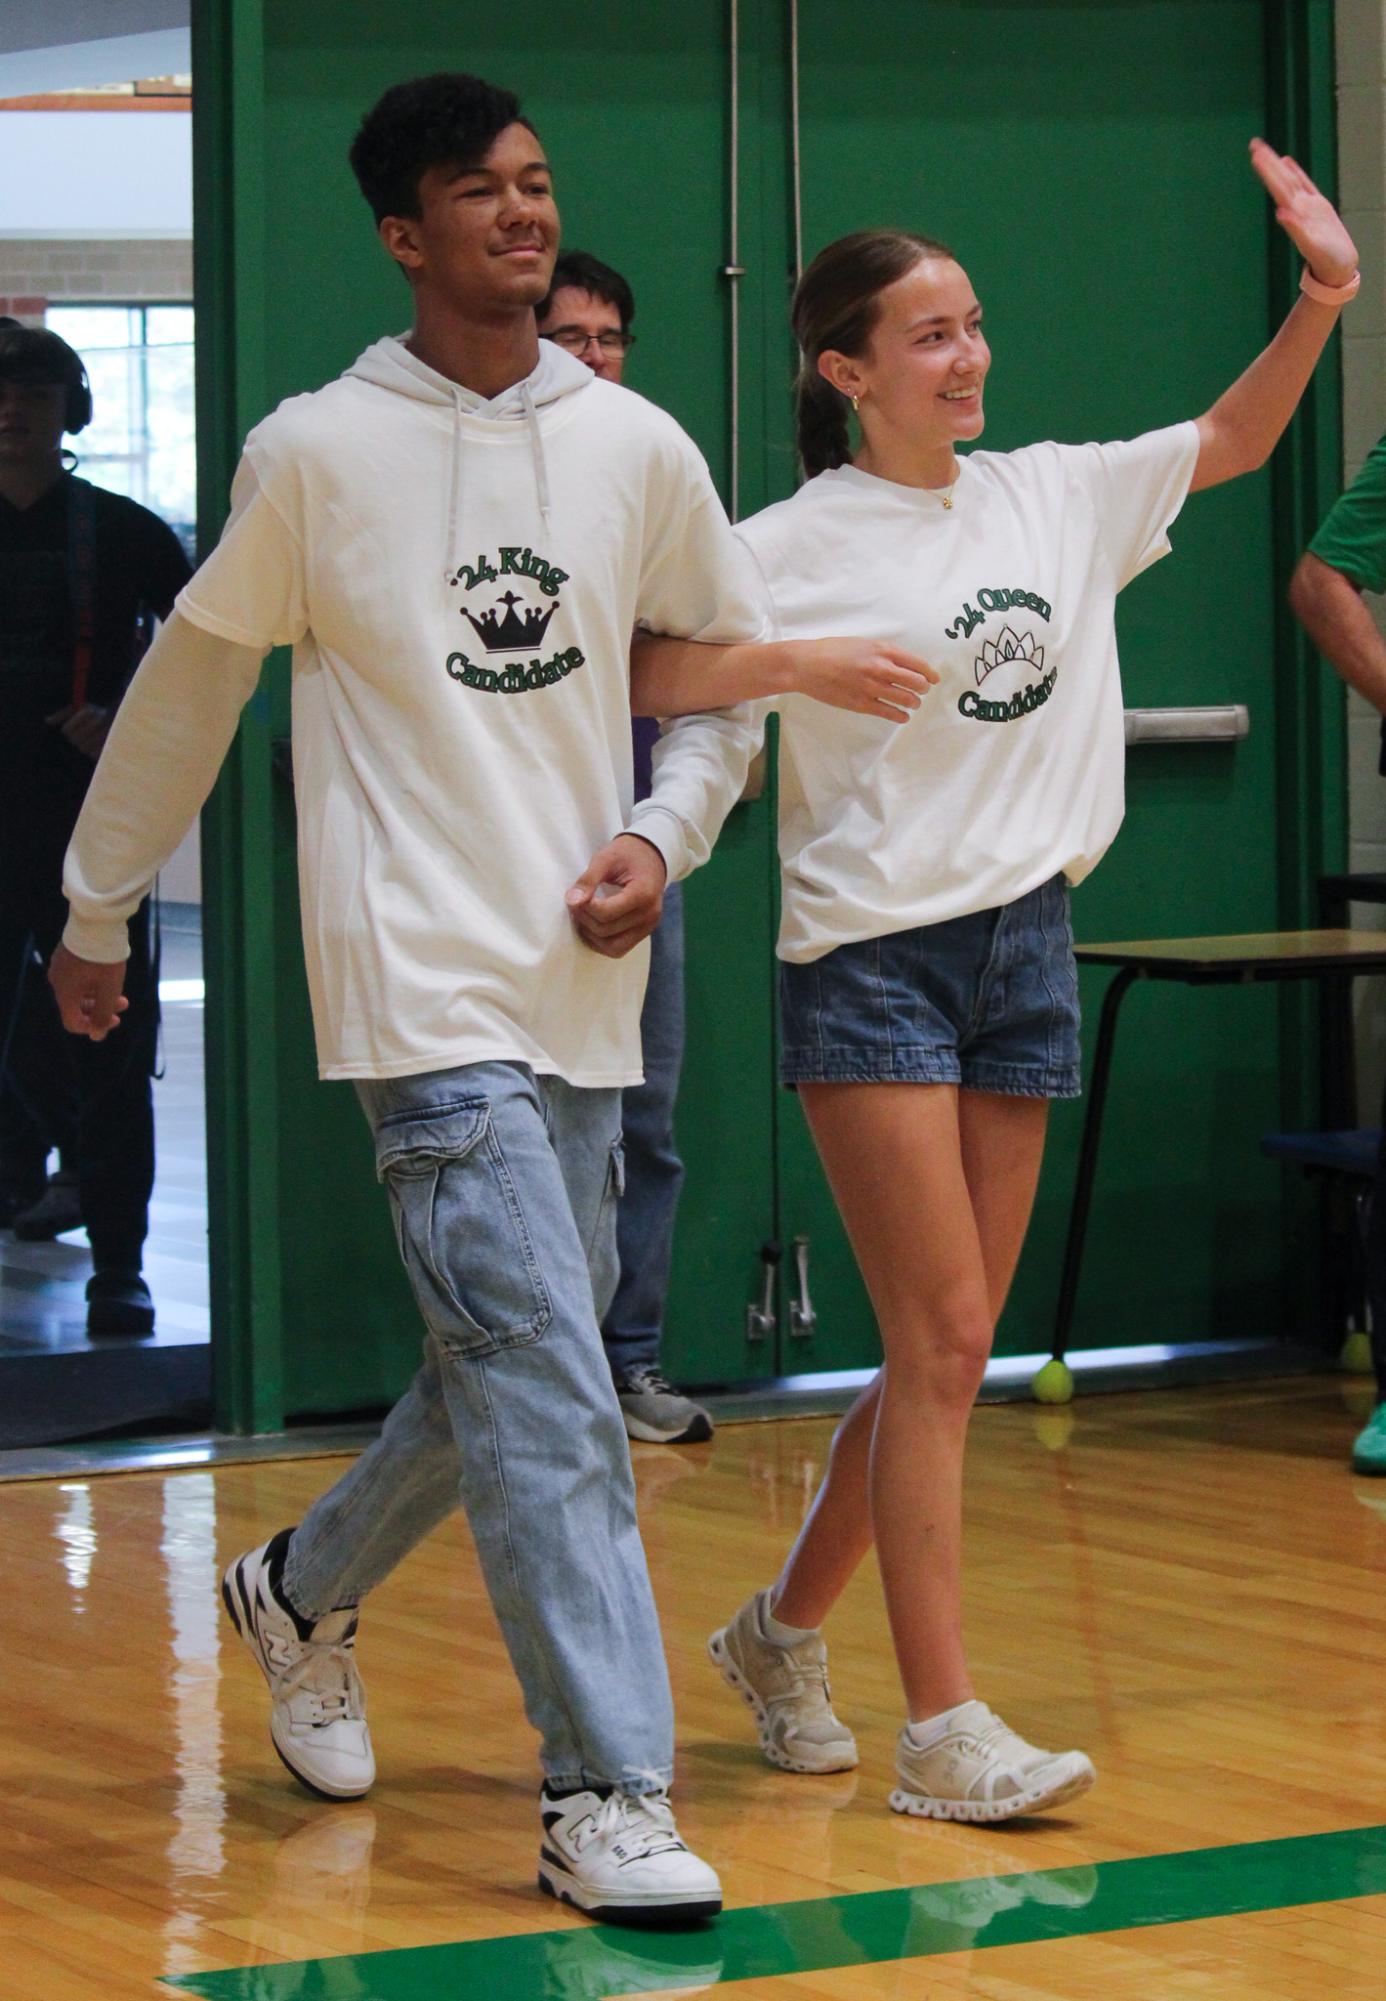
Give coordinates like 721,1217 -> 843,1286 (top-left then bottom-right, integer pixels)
779,875 -> 1082,1098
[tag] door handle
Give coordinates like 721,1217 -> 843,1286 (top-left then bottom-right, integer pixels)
746,1239 -> 781,1343
1123,704 -> 1248,744
789,1234 -> 817,1339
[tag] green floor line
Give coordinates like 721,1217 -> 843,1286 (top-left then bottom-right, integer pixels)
165,1822 -> 1386,2000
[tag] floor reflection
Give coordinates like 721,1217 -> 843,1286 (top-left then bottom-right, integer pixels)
54,1479 -> 95,1604
161,1471 -> 227,1967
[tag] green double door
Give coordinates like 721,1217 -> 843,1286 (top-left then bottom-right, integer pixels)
199,1 -> 1341,1428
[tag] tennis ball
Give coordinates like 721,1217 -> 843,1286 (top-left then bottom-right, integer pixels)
1341,1327 -> 1374,1376
1032,1358 -> 1075,1406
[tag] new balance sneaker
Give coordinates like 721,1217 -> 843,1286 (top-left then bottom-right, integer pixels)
615,1366 -> 714,1445
890,1701 -> 1095,1822
537,1786 -> 722,1926
221,1528 -> 375,1800
708,1590 -> 858,1774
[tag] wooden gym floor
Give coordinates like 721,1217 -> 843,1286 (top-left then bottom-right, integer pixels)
7,1375 -> 1386,1999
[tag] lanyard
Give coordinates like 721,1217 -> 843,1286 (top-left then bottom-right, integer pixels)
67,475 -> 97,710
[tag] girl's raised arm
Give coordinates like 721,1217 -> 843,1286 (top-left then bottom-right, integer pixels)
1190,138 -> 1358,494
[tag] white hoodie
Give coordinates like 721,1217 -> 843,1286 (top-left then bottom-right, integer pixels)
63,337 -> 767,1085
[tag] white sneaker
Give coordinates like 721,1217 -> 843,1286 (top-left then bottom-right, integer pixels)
221,1528 -> 375,1800
538,1786 -> 722,1926
708,1590 -> 858,1773
890,1701 -> 1095,1822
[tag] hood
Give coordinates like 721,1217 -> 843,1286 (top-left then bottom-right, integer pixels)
344,333 -> 592,415
344,335 -> 593,570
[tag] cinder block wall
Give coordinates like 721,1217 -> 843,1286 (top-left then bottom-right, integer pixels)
0,238 -> 192,321
1334,0 -> 1386,1108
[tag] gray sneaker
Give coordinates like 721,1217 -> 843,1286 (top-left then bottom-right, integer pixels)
615,1366 -> 713,1445
708,1590 -> 858,1773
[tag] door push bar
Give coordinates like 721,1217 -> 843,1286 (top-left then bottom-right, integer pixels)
789,1234 -> 817,1339
1123,704 -> 1249,745
746,1239 -> 781,1343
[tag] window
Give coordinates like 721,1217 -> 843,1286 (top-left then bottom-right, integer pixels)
44,304 -> 195,556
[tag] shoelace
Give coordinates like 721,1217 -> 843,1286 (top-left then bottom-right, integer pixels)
586,1789 -> 682,1858
621,1367 -> 677,1398
961,1712 -> 1036,1772
266,1634 -> 365,1727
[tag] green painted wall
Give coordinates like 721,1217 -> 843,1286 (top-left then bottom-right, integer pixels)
195,0 -> 1342,1427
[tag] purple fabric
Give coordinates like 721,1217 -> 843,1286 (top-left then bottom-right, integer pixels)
631,714 -> 660,803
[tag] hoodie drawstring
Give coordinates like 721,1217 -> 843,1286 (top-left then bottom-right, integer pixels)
444,380 -> 554,583
520,380 -> 553,534
444,394 -> 464,586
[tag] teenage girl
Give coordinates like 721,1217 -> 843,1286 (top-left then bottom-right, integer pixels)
629,139 -> 1359,1820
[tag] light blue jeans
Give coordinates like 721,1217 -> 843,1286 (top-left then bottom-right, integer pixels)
282,1060 -> 675,1796
603,881 -> 686,1378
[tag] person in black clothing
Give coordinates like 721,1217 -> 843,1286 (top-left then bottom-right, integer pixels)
0,319 -> 190,1334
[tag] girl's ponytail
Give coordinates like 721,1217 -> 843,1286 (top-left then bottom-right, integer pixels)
790,229 -> 954,483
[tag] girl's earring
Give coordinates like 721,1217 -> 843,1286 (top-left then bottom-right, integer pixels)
851,394 -> 860,414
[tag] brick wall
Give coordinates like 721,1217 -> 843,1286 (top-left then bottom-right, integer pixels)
0,236 -> 191,320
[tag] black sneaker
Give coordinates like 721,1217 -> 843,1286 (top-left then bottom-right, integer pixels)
86,1269 -> 155,1338
12,1169 -> 83,1240
0,1180 -> 45,1229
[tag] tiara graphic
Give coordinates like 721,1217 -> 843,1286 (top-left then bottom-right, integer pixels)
975,625 -> 1044,687
461,590 -> 560,653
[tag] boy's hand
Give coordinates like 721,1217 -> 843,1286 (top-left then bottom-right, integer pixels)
567,834 -> 668,958
45,702 -> 113,761
49,942 -> 129,1040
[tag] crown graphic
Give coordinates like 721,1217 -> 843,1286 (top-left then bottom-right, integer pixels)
975,624 -> 1044,687
461,590 -> 560,653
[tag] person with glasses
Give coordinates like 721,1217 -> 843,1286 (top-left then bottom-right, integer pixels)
537,253 -> 713,1448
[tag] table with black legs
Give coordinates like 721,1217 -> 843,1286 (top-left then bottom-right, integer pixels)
1043,929 -> 1386,1397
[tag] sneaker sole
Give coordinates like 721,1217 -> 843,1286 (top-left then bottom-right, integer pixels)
889,1761 -> 1096,1823
622,1409 -> 714,1445
220,1561 -> 373,1803
87,1305 -> 156,1337
707,1627 -> 858,1775
538,1862 -> 721,1928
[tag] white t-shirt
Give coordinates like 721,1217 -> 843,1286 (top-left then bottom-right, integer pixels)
732,422 -> 1200,961
154,340 -> 765,1083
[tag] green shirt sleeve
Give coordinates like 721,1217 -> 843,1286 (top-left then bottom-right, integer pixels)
1309,433 -> 1386,595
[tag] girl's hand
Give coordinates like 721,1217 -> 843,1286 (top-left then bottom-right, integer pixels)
786,637 -> 940,723
1250,137 -> 1358,288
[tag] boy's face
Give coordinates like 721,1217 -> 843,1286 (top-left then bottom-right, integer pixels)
382,122 -> 559,314
0,379 -> 68,469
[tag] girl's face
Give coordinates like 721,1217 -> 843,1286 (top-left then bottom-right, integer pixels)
822,256 -> 989,453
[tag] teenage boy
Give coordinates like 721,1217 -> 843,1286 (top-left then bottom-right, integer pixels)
538,252 -> 711,1447
49,73 -> 929,1925
0,319 -> 189,1334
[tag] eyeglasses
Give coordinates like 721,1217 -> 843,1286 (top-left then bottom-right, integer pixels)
545,327 -> 636,355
